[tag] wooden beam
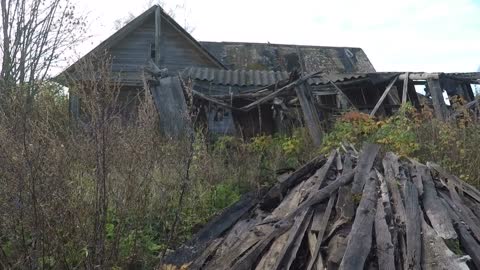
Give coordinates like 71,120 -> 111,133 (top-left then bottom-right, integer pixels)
399,73 -> 441,80
402,72 -> 409,105
427,78 -> 448,121
155,6 -> 162,66
328,80 -> 357,110
295,83 -> 324,147
370,75 -> 399,117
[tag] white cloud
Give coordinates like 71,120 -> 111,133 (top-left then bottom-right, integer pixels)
74,0 -> 480,72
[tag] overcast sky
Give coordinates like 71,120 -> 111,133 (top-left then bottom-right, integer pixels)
74,0 -> 480,72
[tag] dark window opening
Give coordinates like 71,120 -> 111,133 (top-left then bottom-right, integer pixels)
150,43 -> 155,59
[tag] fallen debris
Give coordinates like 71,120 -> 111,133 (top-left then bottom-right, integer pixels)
161,144 -> 480,270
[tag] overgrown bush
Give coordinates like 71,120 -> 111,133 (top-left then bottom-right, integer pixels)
0,66 -> 315,268
322,104 -> 419,156
322,103 -> 480,188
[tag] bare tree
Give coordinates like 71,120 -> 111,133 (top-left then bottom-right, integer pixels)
0,0 -> 86,102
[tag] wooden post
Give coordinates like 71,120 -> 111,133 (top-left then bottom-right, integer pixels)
295,83 -> 323,147
370,75 -> 399,117
155,6 -> 162,66
427,78 -> 447,121
69,94 -> 80,120
402,72 -> 409,105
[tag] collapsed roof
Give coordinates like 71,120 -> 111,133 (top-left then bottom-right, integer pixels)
162,144 -> 480,270
199,41 -> 376,73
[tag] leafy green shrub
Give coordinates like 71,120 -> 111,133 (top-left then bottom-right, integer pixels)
322,104 -> 419,156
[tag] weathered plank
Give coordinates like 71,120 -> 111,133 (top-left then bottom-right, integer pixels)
325,185 -> 354,241
273,209 -> 314,270
339,171 -> 378,270
445,183 -> 480,242
306,192 -> 337,270
420,215 -> 469,270
260,155 -> 325,211
255,182 -> 309,270
428,162 -> 480,204
383,153 -> 406,226
326,227 -> 350,269
351,143 -> 380,194
300,150 -> 337,201
410,164 -> 424,197
420,165 -> 457,240
404,181 -> 421,270
441,197 -> 480,269
375,197 -> 395,270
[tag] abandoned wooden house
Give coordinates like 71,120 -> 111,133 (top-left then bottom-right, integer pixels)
59,5 -> 480,141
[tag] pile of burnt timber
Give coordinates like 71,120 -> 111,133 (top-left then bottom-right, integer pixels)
162,144 -> 480,270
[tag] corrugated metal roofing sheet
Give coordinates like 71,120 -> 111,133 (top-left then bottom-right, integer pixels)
183,67 -> 290,86
307,74 -> 367,85
183,67 -> 369,88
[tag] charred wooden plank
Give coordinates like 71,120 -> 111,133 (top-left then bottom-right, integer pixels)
190,238 -> 224,269
339,171 -> 378,270
404,180 -> 422,270
351,143 -> 380,194
164,192 -> 257,266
